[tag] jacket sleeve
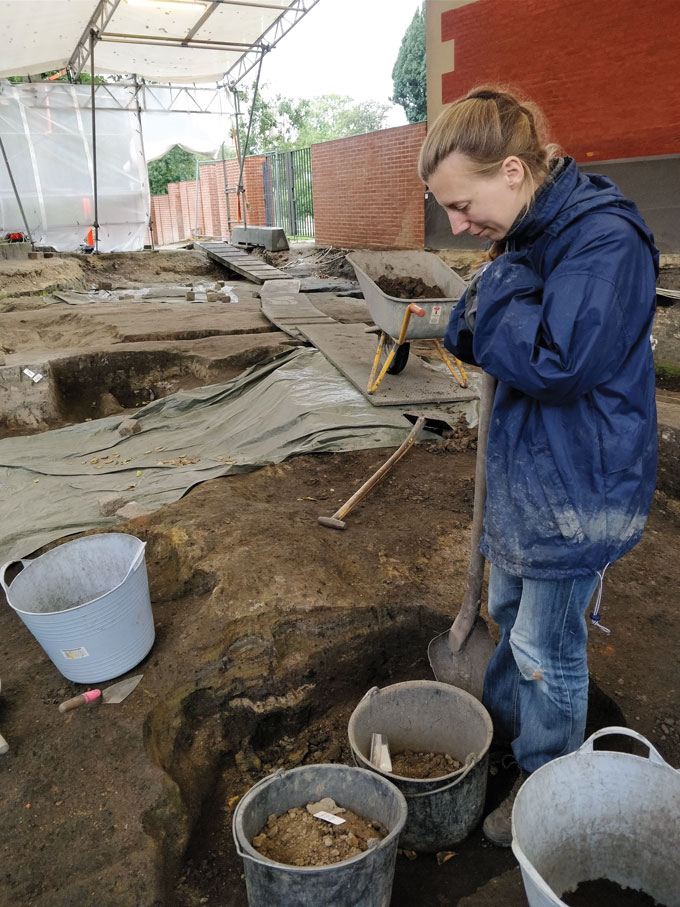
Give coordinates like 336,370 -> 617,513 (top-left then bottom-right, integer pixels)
444,292 -> 479,366
471,238 -> 643,404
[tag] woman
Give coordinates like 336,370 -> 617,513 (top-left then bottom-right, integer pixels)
418,87 -> 658,846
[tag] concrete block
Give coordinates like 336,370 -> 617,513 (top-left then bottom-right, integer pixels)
28,251 -> 44,260
231,226 -> 289,252
0,241 -> 31,260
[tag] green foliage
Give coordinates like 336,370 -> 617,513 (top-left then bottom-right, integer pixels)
147,146 -> 201,196
392,3 -> 427,124
236,84 -> 389,154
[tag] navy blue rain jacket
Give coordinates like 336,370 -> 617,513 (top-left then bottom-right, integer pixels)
445,158 -> 659,579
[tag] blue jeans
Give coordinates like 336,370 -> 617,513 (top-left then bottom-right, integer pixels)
482,564 -> 599,772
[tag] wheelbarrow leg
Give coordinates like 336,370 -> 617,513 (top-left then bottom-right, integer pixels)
432,339 -> 468,388
367,304 -> 420,394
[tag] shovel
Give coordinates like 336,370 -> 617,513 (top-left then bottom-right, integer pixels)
428,371 -> 497,700
58,674 -> 143,713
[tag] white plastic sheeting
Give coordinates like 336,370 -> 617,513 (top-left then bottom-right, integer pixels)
0,81 -> 148,251
0,0 -> 294,84
0,81 -> 234,250
139,84 -> 234,162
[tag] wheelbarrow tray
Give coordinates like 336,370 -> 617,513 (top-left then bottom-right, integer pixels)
347,250 -> 467,341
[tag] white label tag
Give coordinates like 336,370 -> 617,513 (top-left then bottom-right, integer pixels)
62,647 -> 89,660
430,306 -> 442,324
313,811 -> 346,825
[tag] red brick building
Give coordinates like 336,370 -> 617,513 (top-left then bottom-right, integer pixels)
426,0 -> 680,250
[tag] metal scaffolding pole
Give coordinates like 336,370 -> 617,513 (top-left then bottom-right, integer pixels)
89,29 -> 100,253
234,47 -> 265,232
220,141 -> 233,239
193,158 -> 200,241
0,135 -> 34,247
133,74 -> 153,250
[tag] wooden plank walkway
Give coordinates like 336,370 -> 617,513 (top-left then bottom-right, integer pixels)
195,242 -> 288,284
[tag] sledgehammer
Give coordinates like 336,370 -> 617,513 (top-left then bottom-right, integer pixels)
318,416 -> 426,530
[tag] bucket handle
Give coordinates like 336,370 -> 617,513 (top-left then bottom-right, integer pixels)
579,726 -> 669,767
0,559 -> 33,598
124,540 -> 147,580
358,685 -> 380,702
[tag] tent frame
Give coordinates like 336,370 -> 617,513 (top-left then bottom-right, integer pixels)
1,0 -> 320,251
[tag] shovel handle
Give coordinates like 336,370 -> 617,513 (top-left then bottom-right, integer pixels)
449,372 -> 497,650
58,689 -> 101,713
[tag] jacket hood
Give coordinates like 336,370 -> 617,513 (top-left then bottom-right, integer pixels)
507,157 -> 659,275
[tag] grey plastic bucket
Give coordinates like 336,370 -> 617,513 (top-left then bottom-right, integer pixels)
232,763 -> 407,907
347,681 -> 493,852
1,533 -> 154,683
512,727 -> 680,907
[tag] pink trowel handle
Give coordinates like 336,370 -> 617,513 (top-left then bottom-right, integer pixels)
58,689 -> 102,713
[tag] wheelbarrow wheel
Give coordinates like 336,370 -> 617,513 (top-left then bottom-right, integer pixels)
387,342 -> 410,374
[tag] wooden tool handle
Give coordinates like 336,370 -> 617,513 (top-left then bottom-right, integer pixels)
58,689 -> 101,713
333,416 -> 426,522
449,371 -> 497,651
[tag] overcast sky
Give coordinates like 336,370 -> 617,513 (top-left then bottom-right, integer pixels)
257,0 -> 423,127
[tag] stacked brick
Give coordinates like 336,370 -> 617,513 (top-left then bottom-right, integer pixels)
148,155 -> 266,246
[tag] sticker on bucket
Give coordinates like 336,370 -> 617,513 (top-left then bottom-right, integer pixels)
62,647 -> 89,660
430,306 -> 442,325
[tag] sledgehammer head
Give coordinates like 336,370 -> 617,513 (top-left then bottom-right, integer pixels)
317,515 -> 346,530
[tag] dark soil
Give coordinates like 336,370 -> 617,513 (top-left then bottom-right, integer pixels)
1,247 -> 679,907
390,750 -> 462,779
376,275 -> 446,299
562,878 -> 666,907
252,799 -> 387,867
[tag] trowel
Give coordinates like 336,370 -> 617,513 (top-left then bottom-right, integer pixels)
58,674 -> 143,713
428,371 -> 497,700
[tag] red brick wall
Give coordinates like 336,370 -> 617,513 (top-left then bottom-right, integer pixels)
311,124 -> 427,250
148,154 -> 267,245
440,0 -> 680,162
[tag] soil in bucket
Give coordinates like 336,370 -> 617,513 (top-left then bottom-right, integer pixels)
390,750 -> 462,779
562,879 -> 668,907
252,796 -> 387,867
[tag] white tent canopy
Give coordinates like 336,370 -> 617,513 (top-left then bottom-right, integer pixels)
1,0 -> 318,85
0,0 -> 320,252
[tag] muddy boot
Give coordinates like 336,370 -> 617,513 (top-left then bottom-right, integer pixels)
482,768 -> 530,847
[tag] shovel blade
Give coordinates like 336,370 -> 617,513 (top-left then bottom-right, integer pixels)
427,618 -> 495,701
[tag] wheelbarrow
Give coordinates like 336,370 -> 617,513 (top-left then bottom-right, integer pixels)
347,251 -> 469,394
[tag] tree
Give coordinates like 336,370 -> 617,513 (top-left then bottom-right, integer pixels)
235,84 -> 389,154
392,4 -> 427,124
147,146 -> 201,195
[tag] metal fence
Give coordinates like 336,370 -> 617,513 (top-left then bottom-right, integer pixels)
263,147 -> 314,239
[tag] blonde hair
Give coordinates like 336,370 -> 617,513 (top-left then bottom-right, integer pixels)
418,86 -> 559,188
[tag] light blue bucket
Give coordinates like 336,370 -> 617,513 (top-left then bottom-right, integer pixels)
1,533 -> 154,683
